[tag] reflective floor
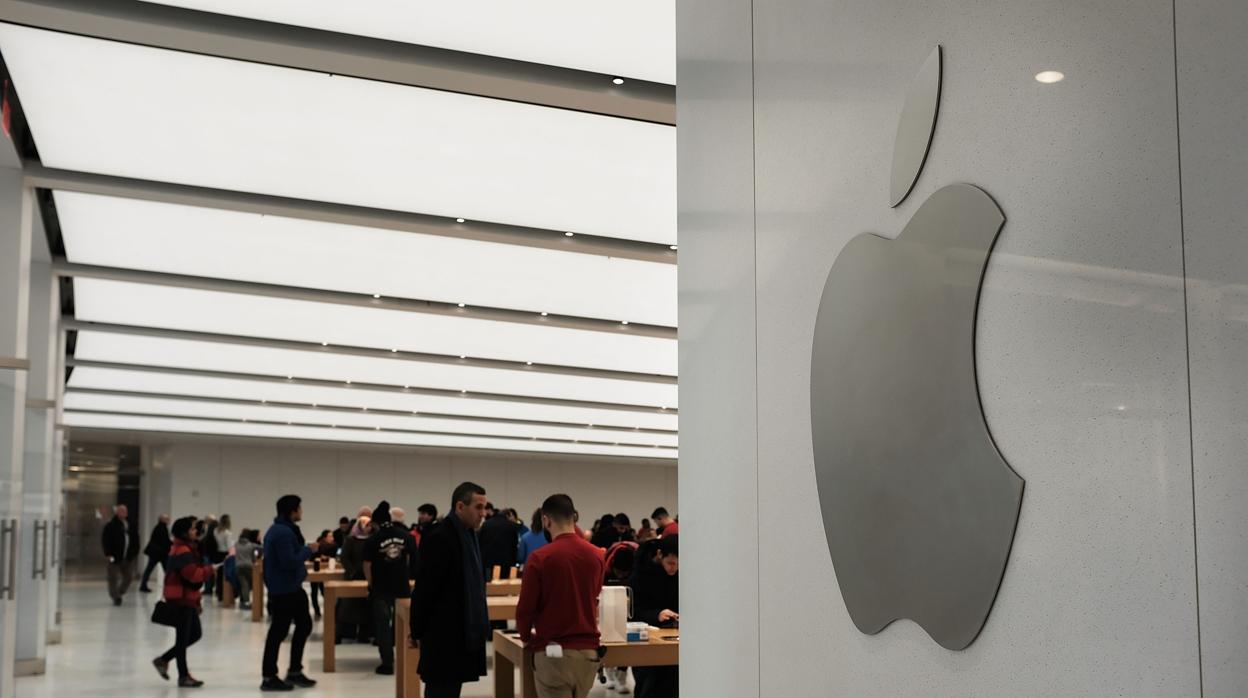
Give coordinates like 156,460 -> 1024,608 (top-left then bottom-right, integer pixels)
19,581 -> 628,697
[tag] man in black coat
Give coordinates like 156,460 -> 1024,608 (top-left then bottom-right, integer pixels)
477,506 -> 522,577
101,504 -> 140,606
410,482 -> 490,698
139,513 -> 172,592
629,535 -> 680,697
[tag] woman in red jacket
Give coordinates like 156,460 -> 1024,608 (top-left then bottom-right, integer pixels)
153,516 -> 217,687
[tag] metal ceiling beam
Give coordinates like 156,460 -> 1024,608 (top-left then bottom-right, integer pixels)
63,319 -> 677,386
26,165 -> 677,264
53,259 -> 677,339
66,358 -> 680,417
0,0 -> 675,125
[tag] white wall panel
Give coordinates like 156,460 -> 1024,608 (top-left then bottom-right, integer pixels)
393,453 -> 452,516
169,443 -> 222,519
218,446 -> 281,533
1175,2 -> 1248,695
278,448 -> 337,532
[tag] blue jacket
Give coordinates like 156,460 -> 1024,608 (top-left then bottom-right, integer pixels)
263,517 -> 311,596
517,529 -> 548,565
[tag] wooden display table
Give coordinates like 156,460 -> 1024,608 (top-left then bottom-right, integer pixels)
321,580 -> 370,672
307,569 -> 345,584
394,598 -> 421,698
492,627 -> 679,698
486,578 -> 522,596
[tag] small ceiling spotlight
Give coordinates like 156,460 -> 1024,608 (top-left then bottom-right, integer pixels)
612,77 -> 625,85
455,217 -> 466,223
670,245 -> 678,251
540,311 -> 549,317
372,293 -> 381,299
286,375 -> 293,380
621,320 -> 630,326
565,231 -> 574,237
460,389 -> 467,394
1034,70 -> 1065,84
457,303 -> 466,308
321,341 -> 329,346
391,348 -> 398,353
526,361 -> 533,366
459,355 -> 466,359
345,380 -> 352,384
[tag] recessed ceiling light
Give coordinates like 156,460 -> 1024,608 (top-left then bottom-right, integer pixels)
458,355 -> 466,359
372,293 -> 381,299
320,341 -> 329,346
412,410 -> 418,415
540,311 -> 549,317
612,77 -> 625,85
564,231 -> 574,237
669,245 -> 678,251
526,361 -> 533,366
457,303 -> 465,308
461,389 -> 467,394
311,403 -> 317,407
621,320 -> 630,326
286,375 -> 293,380
345,380 -> 352,384
391,348 -> 398,353
455,217 -> 466,223
362,407 -> 368,411
402,385 -> 410,389
1034,70 -> 1065,84
260,399 -> 267,403
375,426 -> 381,430
660,406 -> 667,410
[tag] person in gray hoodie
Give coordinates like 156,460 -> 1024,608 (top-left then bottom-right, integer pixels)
234,529 -> 260,611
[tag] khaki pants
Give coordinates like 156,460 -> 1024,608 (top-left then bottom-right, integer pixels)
107,561 -> 134,601
533,649 -> 600,698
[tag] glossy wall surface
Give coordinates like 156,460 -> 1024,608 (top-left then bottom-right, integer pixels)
678,0 -> 1247,695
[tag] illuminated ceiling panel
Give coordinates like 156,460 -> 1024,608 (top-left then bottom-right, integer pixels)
67,367 -> 679,431
64,392 -> 676,447
55,191 -> 676,326
73,331 -> 678,408
64,411 -> 677,460
73,279 -> 677,376
0,24 -> 676,244
142,0 -> 676,84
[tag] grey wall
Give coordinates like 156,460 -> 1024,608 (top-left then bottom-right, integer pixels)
143,439 -> 677,538
678,1 -> 1246,695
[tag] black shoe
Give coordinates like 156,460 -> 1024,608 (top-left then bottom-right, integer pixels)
177,676 -> 204,688
375,664 -> 394,676
285,672 -> 317,688
112,597 -> 122,606
260,677 -> 294,692
152,658 -> 170,681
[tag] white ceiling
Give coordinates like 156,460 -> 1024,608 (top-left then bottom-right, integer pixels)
140,0 -> 677,84
0,24 -> 676,244
0,14 -> 678,460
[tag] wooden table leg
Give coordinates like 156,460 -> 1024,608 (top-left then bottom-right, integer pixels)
322,586 -> 337,673
520,649 -> 536,698
494,645 -> 515,698
222,573 -> 235,607
395,607 -> 421,698
251,563 -> 263,622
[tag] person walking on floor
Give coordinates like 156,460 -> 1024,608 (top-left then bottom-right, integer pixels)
410,482 -> 491,698
152,516 -> 217,687
515,494 -> 606,698
363,501 -> 418,675
139,513 -> 172,593
260,495 -> 318,692
102,504 -> 140,606
234,529 -> 260,611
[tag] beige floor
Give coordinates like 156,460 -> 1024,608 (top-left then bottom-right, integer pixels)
18,580 -> 633,696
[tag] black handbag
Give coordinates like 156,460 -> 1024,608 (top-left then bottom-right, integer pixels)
151,600 -> 181,627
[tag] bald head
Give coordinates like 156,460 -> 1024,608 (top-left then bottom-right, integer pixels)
391,507 -> 406,523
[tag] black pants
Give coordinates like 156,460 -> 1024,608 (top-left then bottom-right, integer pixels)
140,554 -> 165,588
371,595 -> 396,667
310,582 -> 323,616
633,666 -> 679,698
157,607 -> 202,678
423,682 -> 463,698
262,590 -> 312,678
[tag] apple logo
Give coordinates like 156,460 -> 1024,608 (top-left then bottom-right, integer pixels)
810,46 -> 1023,651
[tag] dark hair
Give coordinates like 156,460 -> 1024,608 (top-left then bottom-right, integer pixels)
640,518 -> 652,530
529,508 -> 543,532
658,534 -> 679,558
339,516 -> 350,525
318,529 -> 331,540
614,513 -> 632,528
276,494 -> 302,519
485,502 -> 496,511
451,482 -> 486,511
612,546 -> 636,573
541,494 -> 577,523
220,514 -> 231,529
418,503 -> 438,518
171,516 -> 196,540
651,506 -> 670,519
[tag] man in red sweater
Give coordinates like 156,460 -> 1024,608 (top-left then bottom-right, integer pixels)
515,494 -> 606,698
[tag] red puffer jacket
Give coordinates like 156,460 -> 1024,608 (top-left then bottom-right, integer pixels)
163,538 -> 214,608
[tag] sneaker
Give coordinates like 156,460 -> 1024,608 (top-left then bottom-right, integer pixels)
615,668 -> 632,694
260,676 -> 294,692
152,658 -> 170,681
177,676 -> 205,688
285,672 -> 317,688
606,672 -> 618,690
375,664 -> 394,675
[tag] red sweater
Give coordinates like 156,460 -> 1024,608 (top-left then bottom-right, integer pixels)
163,539 -> 214,608
515,532 -> 606,650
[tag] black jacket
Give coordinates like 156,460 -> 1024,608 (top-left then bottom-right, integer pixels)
102,516 -> 139,562
477,515 -> 520,573
144,522 -> 172,558
410,518 -> 488,684
629,558 -> 679,627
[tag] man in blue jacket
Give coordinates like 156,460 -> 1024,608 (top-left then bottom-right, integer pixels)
260,494 -> 318,692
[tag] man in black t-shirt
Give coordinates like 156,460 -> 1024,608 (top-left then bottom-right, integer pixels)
363,501 -> 418,675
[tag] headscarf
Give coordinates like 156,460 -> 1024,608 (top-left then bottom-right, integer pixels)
351,515 -> 372,540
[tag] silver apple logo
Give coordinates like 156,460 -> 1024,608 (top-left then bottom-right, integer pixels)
810,46 -> 1024,651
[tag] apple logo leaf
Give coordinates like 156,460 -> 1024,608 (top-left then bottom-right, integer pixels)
889,46 -> 942,207
811,46 -> 1024,651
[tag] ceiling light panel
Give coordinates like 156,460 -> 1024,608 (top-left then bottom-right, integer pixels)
55,191 -> 676,326
0,24 -> 675,244
63,392 -> 677,447
73,331 -> 679,408
64,411 -> 677,460
73,279 -> 677,376
67,366 -> 679,431
141,0 -> 675,84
